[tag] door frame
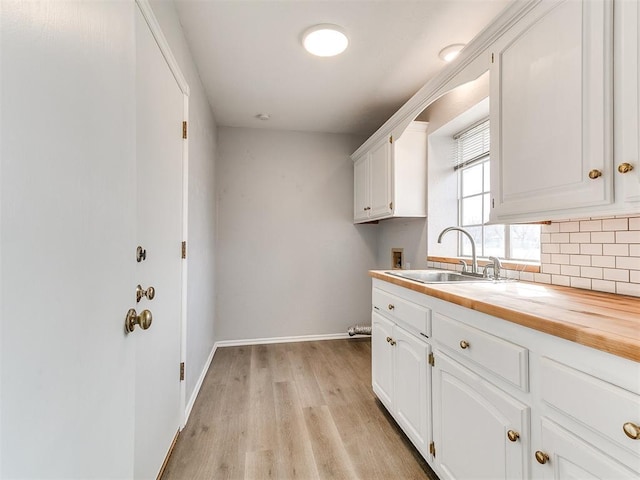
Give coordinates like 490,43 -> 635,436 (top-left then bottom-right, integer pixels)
135,0 -> 190,427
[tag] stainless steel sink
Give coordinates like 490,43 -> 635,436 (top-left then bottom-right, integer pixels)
385,269 -> 511,284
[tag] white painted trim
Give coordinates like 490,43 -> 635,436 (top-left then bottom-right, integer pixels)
350,0 -> 540,160
214,332 -> 355,348
135,0 -> 190,96
183,343 -> 216,427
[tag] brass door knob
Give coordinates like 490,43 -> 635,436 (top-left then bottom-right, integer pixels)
125,308 -> 153,333
460,340 -> 470,349
623,422 -> 640,440
535,451 -> 549,464
386,336 -> 392,343
588,169 -> 603,179
507,430 -> 520,442
388,304 -> 395,310
136,284 -> 156,303
618,163 -> 634,174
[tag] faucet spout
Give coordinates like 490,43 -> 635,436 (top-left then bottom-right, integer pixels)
437,226 -> 478,274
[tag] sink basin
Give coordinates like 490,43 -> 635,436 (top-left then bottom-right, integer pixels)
385,270 -> 510,284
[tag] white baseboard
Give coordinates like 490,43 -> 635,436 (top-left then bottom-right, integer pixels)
183,343 -> 217,427
214,332 -> 356,348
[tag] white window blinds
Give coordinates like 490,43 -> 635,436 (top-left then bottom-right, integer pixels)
453,118 -> 490,170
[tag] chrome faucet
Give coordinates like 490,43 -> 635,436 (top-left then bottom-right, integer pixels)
437,226 -> 478,274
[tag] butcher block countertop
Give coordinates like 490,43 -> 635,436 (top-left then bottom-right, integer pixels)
370,270 -> 640,363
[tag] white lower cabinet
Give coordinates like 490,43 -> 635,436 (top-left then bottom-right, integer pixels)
370,279 -> 640,480
372,310 -> 431,457
537,418 -> 638,480
432,350 -> 529,480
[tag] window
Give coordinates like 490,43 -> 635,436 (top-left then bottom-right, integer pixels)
454,120 -> 540,262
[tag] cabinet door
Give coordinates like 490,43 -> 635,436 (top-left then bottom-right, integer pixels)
537,418 -> 638,480
372,311 -> 394,410
490,0 -> 613,222
433,351 -> 529,480
394,327 -> 431,456
354,155 -> 370,222
615,0 -> 640,206
369,137 -> 393,219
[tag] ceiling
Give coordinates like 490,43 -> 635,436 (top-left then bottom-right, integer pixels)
174,0 -> 511,137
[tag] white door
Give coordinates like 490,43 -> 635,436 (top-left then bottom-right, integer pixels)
433,351 -> 529,480
394,327 -> 430,457
538,418 -> 638,480
354,155 -> 370,222
372,311 -> 395,410
1,1 -> 138,477
369,138 -> 392,219
134,7 -> 184,479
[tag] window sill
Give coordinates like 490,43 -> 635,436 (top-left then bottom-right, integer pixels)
426,256 -> 541,273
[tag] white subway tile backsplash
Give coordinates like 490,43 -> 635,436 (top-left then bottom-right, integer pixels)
579,243 -> 602,255
617,282 -> 640,297
616,231 -> 640,244
602,218 -> 628,231
580,266 -> 603,279
591,256 -> 616,268
603,268 -> 630,282
616,256 -> 640,270
551,275 -> 571,286
569,255 -> 591,266
550,233 -> 570,243
559,221 -> 580,232
570,277 -> 592,289
560,243 -> 580,254
580,220 -> 602,232
432,214 -> 639,297
591,231 -> 615,243
569,232 -> 591,243
591,279 -> 616,293
603,244 -> 629,256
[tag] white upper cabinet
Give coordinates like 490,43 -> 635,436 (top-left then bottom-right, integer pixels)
352,122 -> 427,223
490,0 -> 614,223
614,0 -> 640,207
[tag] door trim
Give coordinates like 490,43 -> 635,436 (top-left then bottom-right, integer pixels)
135,0 -> 190,96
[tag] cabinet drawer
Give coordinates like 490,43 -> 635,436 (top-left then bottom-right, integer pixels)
372,287 -> 431,338
433,313 -> 528,391
541,357 -> 640,458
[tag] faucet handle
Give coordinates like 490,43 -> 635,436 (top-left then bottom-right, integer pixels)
458,260 -> 468,273
488,256 -> 502,279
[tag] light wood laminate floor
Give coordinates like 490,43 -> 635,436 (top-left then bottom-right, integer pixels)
162,338 -> 438,480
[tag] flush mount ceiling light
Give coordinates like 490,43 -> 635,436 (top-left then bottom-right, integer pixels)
438,43 -> 466,62
302,24 -> 349,57
255,113 -> 270,121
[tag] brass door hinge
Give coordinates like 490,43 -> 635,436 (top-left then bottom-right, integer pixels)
429,441 -> 436,457
428,352 -> 435,367
182,121 -> 188,139
181,241 -> 187,259
389,135 -> 393,144
491,53 -> 495,63
180,362 -> 185,381
389,202 -> 393,210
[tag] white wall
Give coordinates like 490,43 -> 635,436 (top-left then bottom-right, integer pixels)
216,127 -> 378,341
376,218 -> 428,270
149,0 -> 218,405
1,1 -> 137,477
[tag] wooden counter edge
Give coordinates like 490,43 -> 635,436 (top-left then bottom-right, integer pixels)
369,270 -> 640,363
